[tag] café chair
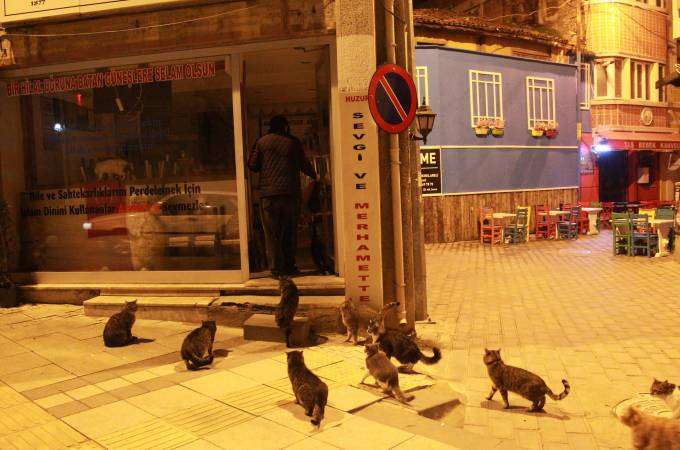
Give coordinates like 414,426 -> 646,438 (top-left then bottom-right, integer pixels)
480,207 -> 502,245
612,212 -> 632,256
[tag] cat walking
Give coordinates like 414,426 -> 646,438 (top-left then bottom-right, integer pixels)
367,318 -> 441,371
620,406 -> 680,449
103,300 -> 138,347
287,350 -> 328,427
650,379 -> 680,419
483,349 -> 569,412
361,343 -> 414,404
276,277 -> 299,347
181,320 -> 217,370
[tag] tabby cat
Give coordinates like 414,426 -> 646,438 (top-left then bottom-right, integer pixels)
276,277 -> 299,348
287,350 -> 328,427
367,318 -> 441,371
340,301 -> 401,344
651,379 -> 680,419
103,300 -> 138,347
361,343 -> 414,404
483,348 -> 570,412
620,406 -> 680,449
181,320 -> 217,370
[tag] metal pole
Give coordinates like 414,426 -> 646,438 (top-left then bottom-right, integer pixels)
384,0 -> 407,321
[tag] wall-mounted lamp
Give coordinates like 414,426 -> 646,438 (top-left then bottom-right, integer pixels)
410,105 -> 437,145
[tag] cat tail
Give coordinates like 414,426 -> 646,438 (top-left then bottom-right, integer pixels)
186,353 -> 214,370
311,390 -> 326,427
419,347 -> 441,365
546,379 -> 570,400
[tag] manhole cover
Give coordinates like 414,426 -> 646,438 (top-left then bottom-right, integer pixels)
612,394 -> 673,419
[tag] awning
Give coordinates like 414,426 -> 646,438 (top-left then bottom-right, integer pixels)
594,131 -> 680,152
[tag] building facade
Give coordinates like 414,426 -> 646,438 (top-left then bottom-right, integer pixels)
414,9 -> 580,242
580,0 -> 680,204
0,0 -> 428,321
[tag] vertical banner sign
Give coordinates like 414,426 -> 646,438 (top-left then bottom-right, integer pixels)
419,148 -> 442,195
341,93 -> 383,310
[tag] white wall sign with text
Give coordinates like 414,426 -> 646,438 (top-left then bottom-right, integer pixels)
1,0 -> 184,23
340,92 -> 383,311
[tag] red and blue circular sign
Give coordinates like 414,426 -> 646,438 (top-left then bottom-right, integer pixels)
368,64 -> 418,134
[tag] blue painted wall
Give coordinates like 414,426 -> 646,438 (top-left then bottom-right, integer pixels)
416,46 -> 580,193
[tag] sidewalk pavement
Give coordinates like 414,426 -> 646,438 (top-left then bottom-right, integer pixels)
418,231 -> 680,450
0,303 -> 485,450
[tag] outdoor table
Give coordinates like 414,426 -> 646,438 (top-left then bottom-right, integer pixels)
549,211 -> 570,239
582,207 -> 602,235
649,218 -> 674,257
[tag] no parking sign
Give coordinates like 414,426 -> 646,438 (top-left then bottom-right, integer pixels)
368,64 -> 418,134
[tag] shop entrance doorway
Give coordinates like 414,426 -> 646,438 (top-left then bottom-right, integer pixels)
240,46 -> 336,279
598,151 -> 628,202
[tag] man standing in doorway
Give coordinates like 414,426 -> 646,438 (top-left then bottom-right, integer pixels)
248,115 -> 318,278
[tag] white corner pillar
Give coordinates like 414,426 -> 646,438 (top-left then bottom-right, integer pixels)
335,0 -> 384,311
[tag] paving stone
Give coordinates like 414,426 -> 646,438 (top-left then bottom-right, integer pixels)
313,416 -> 413,450
127,385 -> 211,417
1,364 -> 75,392
62,401 -> 155,439
163,401 -> 254,437
34,393 -> 72,409
66,385 -> 105,400
221,384 -> 294,415
47,400 -> 90,419
108,383 -> 149,400
94,377 -> 132,391
96,418 -> 197,449
392,435 -> 461,449
326,385 -> 382,412
120,370 -> 158,384
80,392 -> 119,409
204,417 -> 307,450
229,358 -> 288,383
181,370 -> 260,399
0,385 -> 28,408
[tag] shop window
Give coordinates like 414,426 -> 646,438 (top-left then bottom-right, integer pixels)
18,59 -> 241,272
526,76 -> 555,130
469,70 -> 503,126
659,64 -> 666,102
594,59 -> 622,98
416,66 -> 429,107
579,63 -> 592,110
631,60 -> 652,100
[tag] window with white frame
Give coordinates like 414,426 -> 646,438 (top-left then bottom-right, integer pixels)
415,66 -> 429,106
468,70 -> 503,126
579,63 -> 592,109
631,60 -> 652,100
526,77 -> 555,129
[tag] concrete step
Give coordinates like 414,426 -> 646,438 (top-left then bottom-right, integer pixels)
243,314 -> 311,347
84,294 -> 344,332
19,275 -> 344,304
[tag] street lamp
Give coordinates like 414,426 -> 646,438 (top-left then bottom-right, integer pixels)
410,104 -> 437,145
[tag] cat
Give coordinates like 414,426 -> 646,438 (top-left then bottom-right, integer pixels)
650,379 -> 680,419
276,277 -> 299,348
340,301 -> 401,344
361,343 -> 414,404
483,348 -> 569,412
181,320 -> 217,370
287,350 -> 328,427
367,318 -> 441,371
103,300 -> 138,347
95,158 -> 131,181
620,406 -> 680,449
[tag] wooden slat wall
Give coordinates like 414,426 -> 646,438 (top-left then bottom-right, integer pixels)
423,188 -> 579,243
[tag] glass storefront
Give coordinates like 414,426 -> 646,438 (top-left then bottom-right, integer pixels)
18,59 -> 241,272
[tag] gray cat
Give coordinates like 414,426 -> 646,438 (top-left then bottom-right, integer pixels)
287,350 -> 328,427
361,343 -> 414,403
103,300 -> 138,347
484,348 -> 569,412
181,320 -> 217,370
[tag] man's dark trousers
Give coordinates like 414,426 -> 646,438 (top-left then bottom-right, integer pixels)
260,195 -> 300,275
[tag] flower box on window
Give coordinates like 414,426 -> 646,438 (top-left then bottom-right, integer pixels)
530,121 -> 546,138
544,121 -> 559,139
474,118 -> 491,137
491,118 -> 505,137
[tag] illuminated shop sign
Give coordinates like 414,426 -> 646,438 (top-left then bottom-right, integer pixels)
6,61 -> 216,97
